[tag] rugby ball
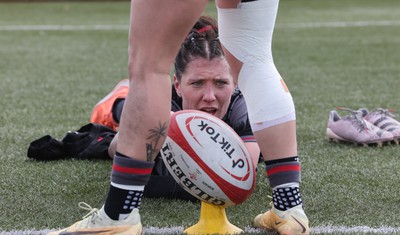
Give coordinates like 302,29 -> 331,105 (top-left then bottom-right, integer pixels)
160,110 -> 256,207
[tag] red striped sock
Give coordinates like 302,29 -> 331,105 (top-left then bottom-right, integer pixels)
104,152 -> 154,220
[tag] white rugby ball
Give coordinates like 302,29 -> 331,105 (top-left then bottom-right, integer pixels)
160,110 -> 256,207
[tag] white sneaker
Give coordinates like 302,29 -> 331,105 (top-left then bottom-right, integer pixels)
47,202 -> 142,235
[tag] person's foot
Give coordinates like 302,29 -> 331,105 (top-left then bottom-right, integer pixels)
253,204 -> 309,235
47,202 -> 142,235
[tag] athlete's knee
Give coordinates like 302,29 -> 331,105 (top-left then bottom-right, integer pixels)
238,62 -> 295,126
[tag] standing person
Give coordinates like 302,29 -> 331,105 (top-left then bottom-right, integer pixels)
49,0 -> 310,234
216,0 -> 309,234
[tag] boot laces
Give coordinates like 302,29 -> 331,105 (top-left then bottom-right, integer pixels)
78,202 -> 101,226
336,107 -> 368,132
370,108 -> 397,118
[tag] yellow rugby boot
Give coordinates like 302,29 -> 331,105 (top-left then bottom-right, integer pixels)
253,204 -> 309,235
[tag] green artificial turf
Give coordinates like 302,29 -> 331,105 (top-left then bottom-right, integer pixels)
1,0 -> 399,234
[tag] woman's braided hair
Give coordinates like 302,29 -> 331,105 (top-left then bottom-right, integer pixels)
174,15 -> 224,82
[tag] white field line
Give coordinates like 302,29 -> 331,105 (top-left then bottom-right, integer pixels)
278,20 -> 400,28
0,24 -> 128,31
2,226 -> 400,235
1,20 -> 400,31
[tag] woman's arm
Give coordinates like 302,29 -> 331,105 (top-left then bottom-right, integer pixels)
244,141 -> 260,168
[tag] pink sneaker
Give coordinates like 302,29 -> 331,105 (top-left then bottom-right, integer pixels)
360,108 -> 400,144
326,108 -> 394,146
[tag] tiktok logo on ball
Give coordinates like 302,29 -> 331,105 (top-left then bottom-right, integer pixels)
194,119 -> 247,170
197,120 -> 236,157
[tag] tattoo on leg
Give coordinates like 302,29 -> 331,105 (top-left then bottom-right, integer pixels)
146,122 -> 168,161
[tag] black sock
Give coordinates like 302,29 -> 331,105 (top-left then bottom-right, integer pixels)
104,185 -> 144,220
265,156 -> 302,211
103,152 -> 154,220
272,186 -> 302,211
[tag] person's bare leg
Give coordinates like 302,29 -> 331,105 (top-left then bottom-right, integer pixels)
119,0 -> 208,161
216,0 -> 309,234
102,0 -> 208,222
46,1 -> 209,235
223,44 -> 297,160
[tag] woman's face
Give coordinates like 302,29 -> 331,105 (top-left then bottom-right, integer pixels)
174,57 -> 235,119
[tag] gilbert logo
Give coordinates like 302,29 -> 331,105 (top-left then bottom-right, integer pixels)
161,143 -> 225,206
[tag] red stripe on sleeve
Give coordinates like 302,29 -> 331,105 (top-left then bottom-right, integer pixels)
241,135 -> 257,142
113,164 -> 153,175
266,165 -> 300,176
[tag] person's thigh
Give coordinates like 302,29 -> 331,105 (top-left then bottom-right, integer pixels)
118,0 -> 208,160
129,0 -> 208,74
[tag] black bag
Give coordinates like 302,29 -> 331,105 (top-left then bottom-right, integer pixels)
27,123 -> 116,160
62,123 -> 116,160
27,135 -> 65,161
